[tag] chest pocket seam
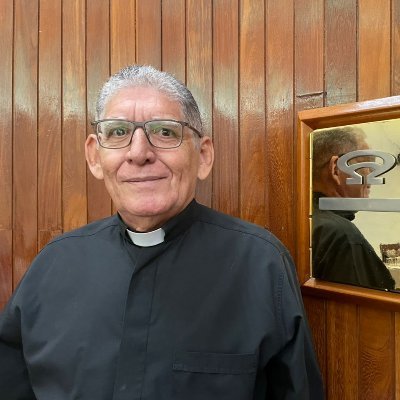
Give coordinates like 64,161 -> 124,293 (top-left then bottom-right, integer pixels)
173,351 -> 257,375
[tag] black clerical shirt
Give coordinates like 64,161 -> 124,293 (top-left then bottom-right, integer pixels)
0,200 -> 323,399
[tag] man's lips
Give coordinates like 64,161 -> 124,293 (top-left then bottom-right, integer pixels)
123,176 -> 167,183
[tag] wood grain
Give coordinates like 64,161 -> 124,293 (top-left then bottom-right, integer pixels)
186,0 -> 213,207
162,0 -> 186,82
136,0 -> 161,68
38,0 -> 62,242
359,307 -> 394,399
358,0 -> 391,100
325,0 -> 357,106
13,0 -> 39,286
0,0 -> 13,305
265,0 -> 294,250
303,296 -> 327,396
392,0 -> 400,95
326,301 -> 358,399
212,0 -> 239,217
62,0 -> 87,232
110,0 -> 136,73
239,0 -> 265,226
86,0 -> 112,223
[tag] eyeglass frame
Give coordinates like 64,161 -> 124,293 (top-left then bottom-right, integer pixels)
90,118 -> 203,149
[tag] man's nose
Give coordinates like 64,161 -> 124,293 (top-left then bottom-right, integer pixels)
125,127 -> 155,162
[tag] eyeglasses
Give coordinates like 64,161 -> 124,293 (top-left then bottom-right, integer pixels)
91,119 -> 202,149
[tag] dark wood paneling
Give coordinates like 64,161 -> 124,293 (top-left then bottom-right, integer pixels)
0,230 -> 12,310
392,0 -> 400,96
325,0 -> 357,106
62,0 -> 87,232
265,0 -> 294,249
326,302 -> 358,399
86,0 -> 112,223
303,296 -> 327,396
110,0 -> 136,73
212,0 -> 239,217
358,0 -> 391,100
396,313 -> 400,398
239,0 -> 265,226
136,0 -> 161,68
13,0 -> 39,286
187,0 -> 213,207
162,0 -> 186,82
359,308 -> 394,399
0,0 -> 13,305
38,0 -> 62,250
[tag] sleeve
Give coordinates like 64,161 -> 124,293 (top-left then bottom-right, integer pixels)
0,291 -> 37,400
264,251 -> 324,400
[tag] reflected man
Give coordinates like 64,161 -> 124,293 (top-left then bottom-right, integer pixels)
312,126 -> 395,290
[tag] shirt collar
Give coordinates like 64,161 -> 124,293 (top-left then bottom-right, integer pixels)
117,199 -> 199,246
312,192 -> 356,221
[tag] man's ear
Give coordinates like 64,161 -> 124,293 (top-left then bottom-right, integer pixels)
197,136 -> 214,181
85,134 -> 104,180
328,155 -> 341,185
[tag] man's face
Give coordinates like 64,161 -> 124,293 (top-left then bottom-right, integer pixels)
86,86 -> 213,231
337,140 -> 371,198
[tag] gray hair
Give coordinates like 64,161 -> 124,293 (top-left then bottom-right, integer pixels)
96,65 -> 203,134
312,125 -> 367,176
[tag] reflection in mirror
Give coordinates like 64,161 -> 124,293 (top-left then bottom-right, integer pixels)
311,119 -> 400,292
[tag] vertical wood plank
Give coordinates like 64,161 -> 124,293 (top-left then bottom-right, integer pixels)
110,0 -> 136,73
325,0 -> 357,106
396,312 -> 400,400
136,0 -> 161,68
38,0 -> 62,250
392,0 -> 400,95
0,0 -> 13,305
86,0 -> 112,223
326,301 -> 358,399
303,296 -> 327,396
187,0 -> 213,207
265,0 -> 294,249
359,308 -> 394,400
239,0 -> 265,226
162,0 -> 186,82
294,0 -> 324,111
212,0 -> 239,217
62,0 -> 87,231
358,0 -> 391,100
0,230 -> 12,310
13,0 -> 38,286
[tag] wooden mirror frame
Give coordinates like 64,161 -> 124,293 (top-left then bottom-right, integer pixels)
296,95 -> 400,312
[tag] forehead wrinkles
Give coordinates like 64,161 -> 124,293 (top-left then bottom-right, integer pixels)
103,88 -> 184,121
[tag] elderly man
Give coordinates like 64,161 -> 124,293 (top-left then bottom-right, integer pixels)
0,65 -> 323,399
312,126 -> 395,290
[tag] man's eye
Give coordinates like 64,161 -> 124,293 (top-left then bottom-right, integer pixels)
151,126 -> 178,138
107,127 -> 128,138
159,128 -> 175,137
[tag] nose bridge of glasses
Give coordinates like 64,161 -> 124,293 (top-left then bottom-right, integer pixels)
130,121 -> 152,146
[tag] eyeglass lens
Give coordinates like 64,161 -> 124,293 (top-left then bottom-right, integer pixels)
97,120 -> 183,149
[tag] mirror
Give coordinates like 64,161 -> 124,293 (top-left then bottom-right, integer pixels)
311,118 -> 400,292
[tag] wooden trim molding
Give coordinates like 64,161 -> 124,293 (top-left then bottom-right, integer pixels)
296,95 -> 400,311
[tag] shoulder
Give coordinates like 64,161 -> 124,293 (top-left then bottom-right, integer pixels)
47,215 -> 120,246
195,203 -> 290,258
313,209 -> 360,238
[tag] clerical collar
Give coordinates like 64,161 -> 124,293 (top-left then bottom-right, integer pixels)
118,199 -> 199,246
126,227 -> 165,247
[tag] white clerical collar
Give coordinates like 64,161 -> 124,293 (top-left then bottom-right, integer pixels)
126,227 -> 165,247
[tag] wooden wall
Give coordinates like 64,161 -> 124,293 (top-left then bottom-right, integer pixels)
0,0 -> 399,398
